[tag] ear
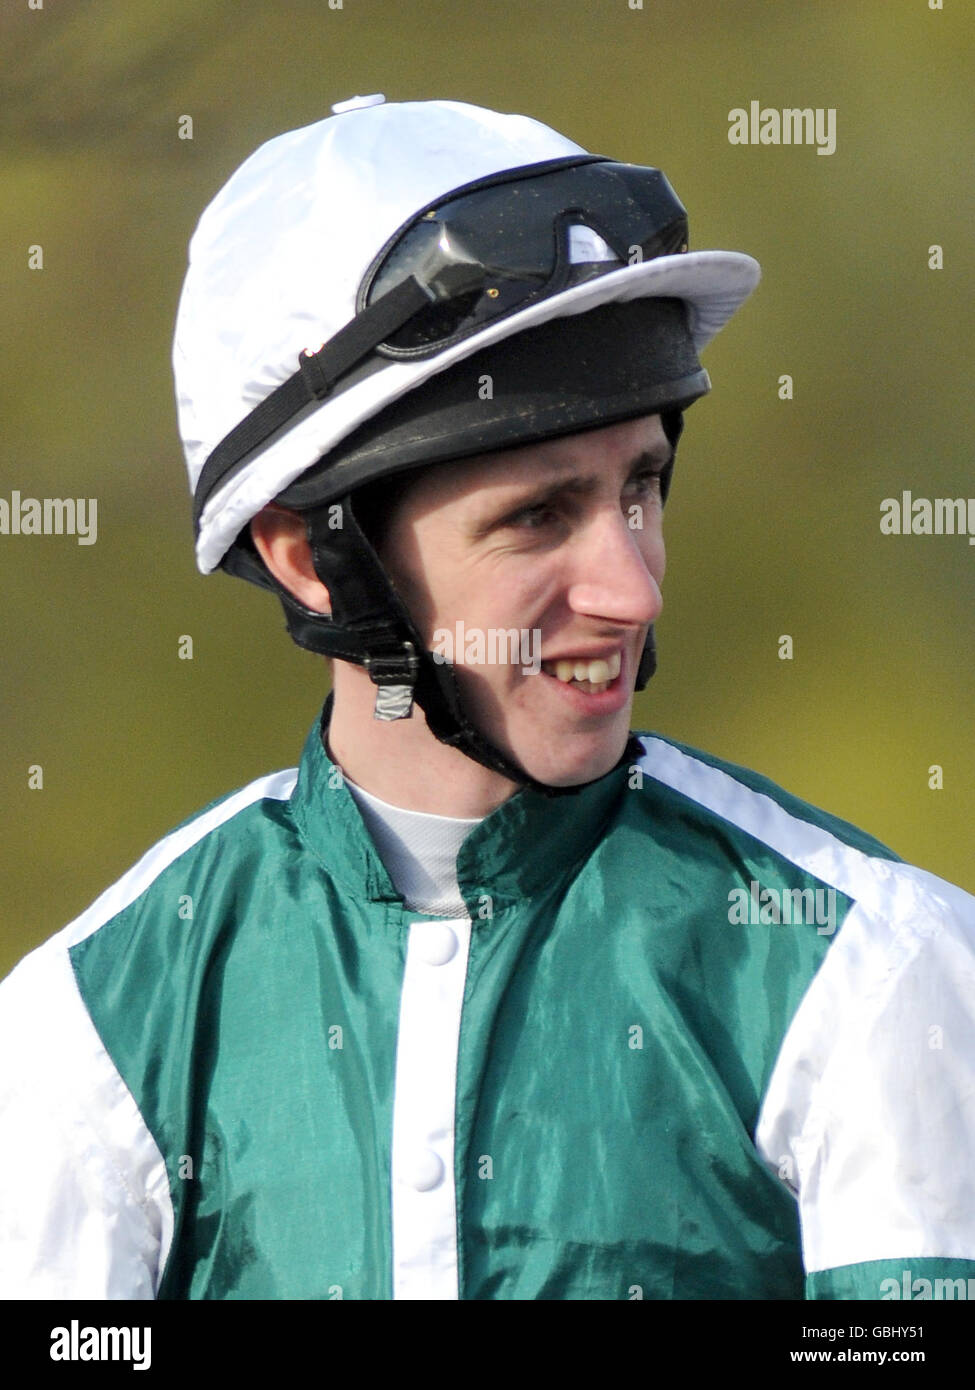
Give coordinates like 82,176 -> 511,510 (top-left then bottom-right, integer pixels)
250,504 -> 332,615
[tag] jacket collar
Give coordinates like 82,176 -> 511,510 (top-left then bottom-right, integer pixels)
289,700 -> 634,914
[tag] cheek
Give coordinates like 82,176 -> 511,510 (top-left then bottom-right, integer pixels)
387,543 -> 498,649
374,516 -> 449,635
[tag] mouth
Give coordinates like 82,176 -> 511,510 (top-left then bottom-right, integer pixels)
540,649 -> 623,695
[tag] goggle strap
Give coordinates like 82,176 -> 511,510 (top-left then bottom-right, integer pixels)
192,274 -> 434,536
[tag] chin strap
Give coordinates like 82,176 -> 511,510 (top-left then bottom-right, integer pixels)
316,687 -> 644,797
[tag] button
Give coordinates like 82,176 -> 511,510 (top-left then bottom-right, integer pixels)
409,1150 -> 444,1191
331,93 -> 386,114
415,924 -> 458,966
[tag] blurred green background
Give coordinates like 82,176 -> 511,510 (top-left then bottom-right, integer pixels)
2,0 -> 972,977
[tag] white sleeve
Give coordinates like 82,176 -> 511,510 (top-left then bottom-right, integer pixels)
756,862 -> 975,1278
0,937 -> 174,1299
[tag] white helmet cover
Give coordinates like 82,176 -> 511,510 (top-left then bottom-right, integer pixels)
174,97 -> 761,575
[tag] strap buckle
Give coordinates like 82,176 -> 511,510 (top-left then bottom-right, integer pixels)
364,642 -> 420,722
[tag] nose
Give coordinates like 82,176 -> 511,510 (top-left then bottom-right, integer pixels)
565,509 -> 663,628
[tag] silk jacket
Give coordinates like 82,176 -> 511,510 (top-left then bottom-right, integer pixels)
2,708 -> 975,1300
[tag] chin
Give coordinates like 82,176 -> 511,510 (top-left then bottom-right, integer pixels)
516,731 -> 630,790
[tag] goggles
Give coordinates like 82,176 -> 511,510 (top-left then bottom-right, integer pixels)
193,154 -> 690,535
358,153 -> 689,356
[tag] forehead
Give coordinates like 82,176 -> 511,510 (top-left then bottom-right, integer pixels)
399,413 -> 669,515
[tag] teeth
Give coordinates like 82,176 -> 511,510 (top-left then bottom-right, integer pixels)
548,651 -> 622,685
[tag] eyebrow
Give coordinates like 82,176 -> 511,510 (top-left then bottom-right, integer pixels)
470,448 -> 674,536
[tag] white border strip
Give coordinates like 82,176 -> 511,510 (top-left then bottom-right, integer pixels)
636,736 -> 913,914
390,918 -> 472,1300
58,768 -> 298,951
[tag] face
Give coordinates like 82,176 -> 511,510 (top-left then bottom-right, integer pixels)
378,413 -> 670,788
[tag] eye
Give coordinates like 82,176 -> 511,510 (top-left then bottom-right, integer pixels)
511,502 -> 559,529
624,468 -> 665,501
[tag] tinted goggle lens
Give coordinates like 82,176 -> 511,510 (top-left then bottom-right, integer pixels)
359,157 -> 689,356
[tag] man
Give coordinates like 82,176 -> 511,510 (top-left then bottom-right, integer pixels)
2,96 -> 974,1301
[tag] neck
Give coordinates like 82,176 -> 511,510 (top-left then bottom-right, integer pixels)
327,663 -> 520,817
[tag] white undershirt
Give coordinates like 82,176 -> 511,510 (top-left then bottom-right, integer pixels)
344,778 -> 483,919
